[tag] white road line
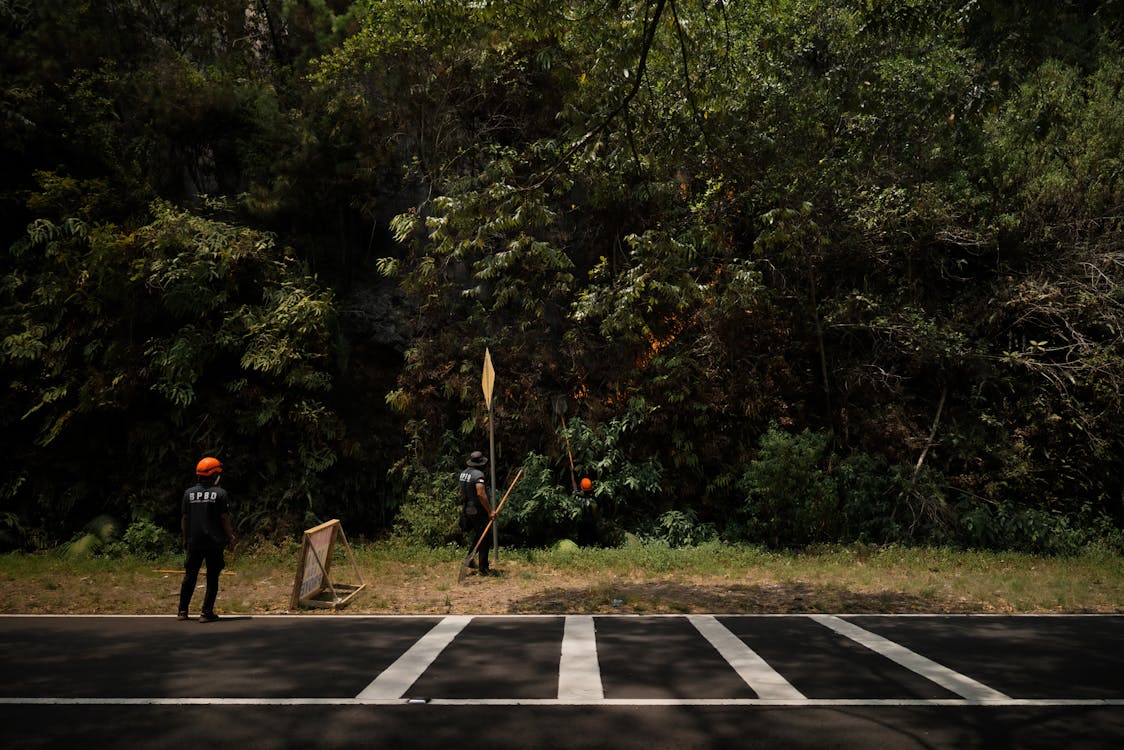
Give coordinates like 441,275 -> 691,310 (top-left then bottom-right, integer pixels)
413,697 -> 1124,707
558,615 -> 604,700
689,615 -> 805,700
810,615 -> 1011,701
2,697 -> 1121,707
355,615 -> 472,699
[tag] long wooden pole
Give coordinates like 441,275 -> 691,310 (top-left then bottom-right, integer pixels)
561,414 -> 577,492
459,469 -> 522,582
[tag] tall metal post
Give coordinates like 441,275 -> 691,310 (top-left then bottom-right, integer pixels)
481,348 -> 499,560
488,401 -> 498,560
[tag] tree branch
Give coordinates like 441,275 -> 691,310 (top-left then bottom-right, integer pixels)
524,0 -> 669,190
669,0 -> 713,153
912,384 -> 947,485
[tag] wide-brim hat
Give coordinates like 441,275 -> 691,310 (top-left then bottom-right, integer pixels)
467,451 -> 488,467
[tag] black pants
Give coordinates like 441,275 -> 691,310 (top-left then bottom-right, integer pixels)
179,540 -> 225,615
469,517 -> 492,571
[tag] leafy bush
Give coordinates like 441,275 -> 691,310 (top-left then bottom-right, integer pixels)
502,452 -> 583,547
119,519 -> 177,559
739,425 -> 839,547
835,454 -> 909,544
958,501 -> 1119,556
834,455 -> 957,546
642,509 -> 718,548
560,400 -> 665,530
390,456 -> 462,547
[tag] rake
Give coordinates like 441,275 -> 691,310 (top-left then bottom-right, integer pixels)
458,469 -> 523,582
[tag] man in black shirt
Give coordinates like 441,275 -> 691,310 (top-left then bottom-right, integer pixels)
178,456 -> 236,622
458,450 -> 495,575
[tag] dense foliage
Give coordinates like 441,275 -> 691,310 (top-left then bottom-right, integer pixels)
2,0 -> 1122,554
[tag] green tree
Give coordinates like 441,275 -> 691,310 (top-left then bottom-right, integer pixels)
2,192 -> 347,543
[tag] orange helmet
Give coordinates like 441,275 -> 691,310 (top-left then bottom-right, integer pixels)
580,477 -> 593,492
196,457 -> 223,477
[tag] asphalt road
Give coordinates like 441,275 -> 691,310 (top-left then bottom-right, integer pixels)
2,614 -> 1122,749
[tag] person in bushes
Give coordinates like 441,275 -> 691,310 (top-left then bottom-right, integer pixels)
178,456 -> 236,622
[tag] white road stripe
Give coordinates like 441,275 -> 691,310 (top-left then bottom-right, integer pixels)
0,613 -> 1116,619
689,615 -> 805,700
355,615 -> 472,699
2,697 -> 1120,707
558,615 -> 604,700
810,615 -> 1011,701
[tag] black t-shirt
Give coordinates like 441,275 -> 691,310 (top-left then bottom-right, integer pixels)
458,467 -> 486,511
182,482 -> 230,546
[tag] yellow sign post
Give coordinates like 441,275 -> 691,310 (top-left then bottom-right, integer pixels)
482,348 -> 499,558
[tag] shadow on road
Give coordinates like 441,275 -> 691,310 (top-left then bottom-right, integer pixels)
506,580 -> 966,614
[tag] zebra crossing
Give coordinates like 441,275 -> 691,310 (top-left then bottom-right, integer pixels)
352,613 -> 1117,706
1,614 -> 1122,707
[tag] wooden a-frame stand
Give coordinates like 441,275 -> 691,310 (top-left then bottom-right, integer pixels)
289,519 -> 366,610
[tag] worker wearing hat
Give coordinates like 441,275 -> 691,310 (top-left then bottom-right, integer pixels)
458,450 -> 496,575
178,457 -> 236,622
